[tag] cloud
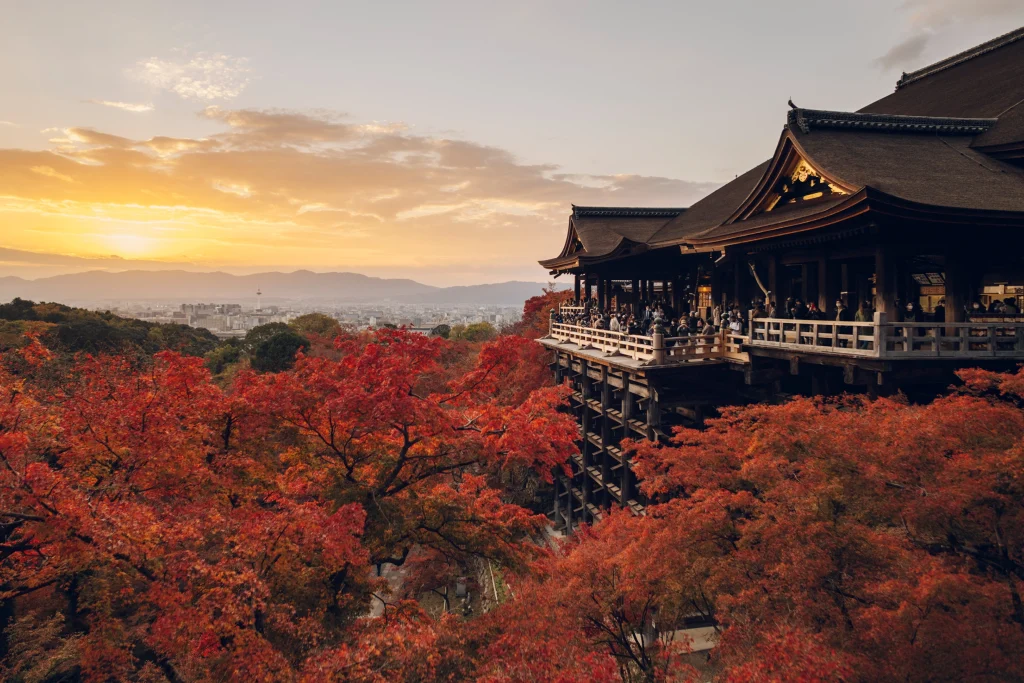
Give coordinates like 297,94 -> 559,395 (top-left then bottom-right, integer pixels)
128,51 -> 251,101
876,0 -> 1024,71
873,32 -> 932,70
900,0 -> 1021,27
87,100 -> 154,113
0,108 -> 720,282
0,121 -> 17,127
30,166 -> 76,183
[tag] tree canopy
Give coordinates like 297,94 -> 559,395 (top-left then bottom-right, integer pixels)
289,313 -> 342,339
2,310 -> 1024,682
0,298 -> 219,357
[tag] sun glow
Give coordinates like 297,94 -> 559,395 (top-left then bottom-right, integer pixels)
105,233 -> 158,259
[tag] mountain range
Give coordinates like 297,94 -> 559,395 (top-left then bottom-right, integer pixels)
0,270 -> 565,306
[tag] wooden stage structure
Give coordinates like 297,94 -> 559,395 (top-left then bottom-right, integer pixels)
536,27 -> 1024,532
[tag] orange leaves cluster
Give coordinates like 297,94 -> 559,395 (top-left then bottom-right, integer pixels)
512,367 -> 1024,682
0,328 -> 578,681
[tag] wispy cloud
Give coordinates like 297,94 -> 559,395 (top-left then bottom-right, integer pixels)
875,0 -> 1024,70
873,32 -> 932,70
87,99 -> 154,113
128,50 -> 252,101
30,166 -> 76,183
0,121 -> 17,127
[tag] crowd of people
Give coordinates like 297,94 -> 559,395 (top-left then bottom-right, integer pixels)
555,294 -> 1023,339
555,298 -> 750,339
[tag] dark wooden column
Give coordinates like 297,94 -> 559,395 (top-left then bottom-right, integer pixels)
817,257 -> 829,311
600,367 -> 612,507
552,476 -> 561,527
767,255 -> 777,305
733,262 -> 742,307
596,276 -> 605,311
646,384 -> 660,441
710,263 -> 722,309
580,358 -> 591,524
573,274 -> 580,301
631,279 -> 639,311
874,247 -> 896,314
620,372 -> 633,506
945,250 -> 967,322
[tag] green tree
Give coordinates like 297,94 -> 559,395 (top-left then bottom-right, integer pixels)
204,342 -> 243,375
249,330 -> 310,372
451,321 -> 497,342
289,312 -> 342,338
430,323 -> 452,339
243,322 -> 290,351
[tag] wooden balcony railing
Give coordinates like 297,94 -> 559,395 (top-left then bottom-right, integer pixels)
547,321 -> 749,365
549,309 -> 1024,365
749,312 -> 1024,359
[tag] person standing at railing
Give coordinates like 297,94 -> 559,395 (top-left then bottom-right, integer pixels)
855,300 -> 873,323
792,298 -> 808,319
968,300 -> 986,320
852,300 -> 873,350
609,315 -> 621,332
835,300 -> 852,347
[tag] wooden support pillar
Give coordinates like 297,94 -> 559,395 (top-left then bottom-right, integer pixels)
945,250 -> 966,323
600,367 -> 612,504
733,261 -> 742,307
767,255 -> 777,306
573,274 -> 581,301
646,384 -> 661,441
631,279 -> 640,311
553,351 -> 562,384
552,476 -> 561,526
580,359 -> 591,523
710,262 -> 722,310
817,257 -> 828,312
565,475 -> 574,533
620,372 -> 632,506
596,276 -> 605,311
874,247 -> 896,314
840,263 -> 850,305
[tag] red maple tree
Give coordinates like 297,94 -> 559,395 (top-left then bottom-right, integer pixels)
0,330 -> 577,681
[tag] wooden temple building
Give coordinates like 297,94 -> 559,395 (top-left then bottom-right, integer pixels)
537,26 -> 1024,530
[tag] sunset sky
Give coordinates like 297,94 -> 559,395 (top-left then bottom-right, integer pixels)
3,1 -> 1023,285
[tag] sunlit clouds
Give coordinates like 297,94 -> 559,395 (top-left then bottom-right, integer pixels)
0,107 -> 717,283
128,50 -> 252,101
86,100 -> 155,113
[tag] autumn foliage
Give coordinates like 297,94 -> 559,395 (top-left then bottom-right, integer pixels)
2,319 -> 1024,682
0,330 -> 575,681
499,369 -> 1024,682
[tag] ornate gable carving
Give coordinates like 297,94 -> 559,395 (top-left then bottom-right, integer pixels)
762,158 -> 847,213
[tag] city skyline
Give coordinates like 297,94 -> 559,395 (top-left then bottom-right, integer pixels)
2,1 -> 1024,286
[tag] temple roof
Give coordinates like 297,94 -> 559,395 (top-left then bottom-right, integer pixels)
538,206 -> 685,269
646,162 -> 770,246
791,124 -> 1024,214
860,25 -> 1024,149
540,25 -> 1024,270
787,109 -> 997,135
